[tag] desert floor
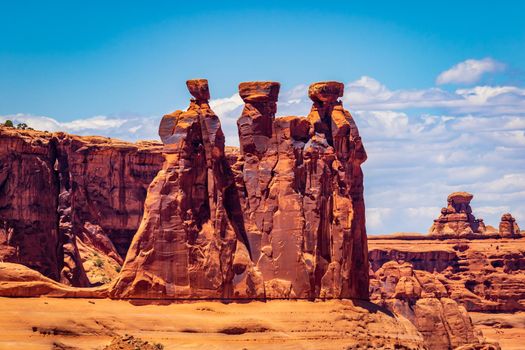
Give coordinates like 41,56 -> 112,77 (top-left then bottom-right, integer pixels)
471,312 -> 525,350
0,297 -> 425,350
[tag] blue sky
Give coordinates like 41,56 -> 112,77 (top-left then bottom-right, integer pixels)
2,1 -> 525,233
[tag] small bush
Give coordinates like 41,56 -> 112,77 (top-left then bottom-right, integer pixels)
93,258 -> 104,268
3,120 -> 14,128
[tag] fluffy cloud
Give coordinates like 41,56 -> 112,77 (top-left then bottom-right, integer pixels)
436,58 -> 505,85
1,113 -> 161,141
366,208 -> 392,231
3,67 -> 524,234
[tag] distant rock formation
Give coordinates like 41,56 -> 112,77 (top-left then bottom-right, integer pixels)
370,261 -> 483,350
110,79 -> 369,300
499,213 -> 521,237
0,127 -> 163,286
369,235 -> 525,312
429,192 -> 486,236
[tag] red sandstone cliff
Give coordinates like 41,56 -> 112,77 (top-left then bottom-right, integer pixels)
369,236 -> 525,313
0,127 -> 163,286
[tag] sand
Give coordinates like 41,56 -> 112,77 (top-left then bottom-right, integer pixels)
0,297 -> 425,350
471,312 -> 525,350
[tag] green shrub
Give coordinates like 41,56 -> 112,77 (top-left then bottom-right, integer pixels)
3,120 -> 14,127
93,258 -> 104,268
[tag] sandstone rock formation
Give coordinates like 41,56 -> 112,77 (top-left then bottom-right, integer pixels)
370,261 -> 482,350
110,79 -> 369,300
369,236 -> 525,312
0,127 -> 163,286
429,192 -> 486,237
0,262 -> 107,298
111,79 -> 254,299
499,213 -> 521,237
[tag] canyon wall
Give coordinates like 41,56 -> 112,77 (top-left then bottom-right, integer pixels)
110,79 -> 369,300
0,127 -> 163,286
369,236 -> 525,313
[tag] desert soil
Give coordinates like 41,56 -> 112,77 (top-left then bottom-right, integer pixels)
471,312 -> 525,350
0,297 -> 424,350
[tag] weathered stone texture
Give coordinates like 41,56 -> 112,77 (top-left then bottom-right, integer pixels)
110,80 -> 369,300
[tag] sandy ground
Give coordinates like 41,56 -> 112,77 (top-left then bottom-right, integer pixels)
0,297 -> 425,350
471,312 -> 525,350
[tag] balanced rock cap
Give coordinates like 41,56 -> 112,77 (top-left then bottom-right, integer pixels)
308,81 -> 344,103
501,213 -> 514,221
447,192 -> 474,203
239,81 -> 280,102
186,79 -> 210,100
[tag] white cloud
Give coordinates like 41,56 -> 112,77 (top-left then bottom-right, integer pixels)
474,206 -> 510,217
366,208 -> 392,231
1,113 -> 161,141
436,58 -> 505,85
3,72 -> 525,235
406,207 -> 441,220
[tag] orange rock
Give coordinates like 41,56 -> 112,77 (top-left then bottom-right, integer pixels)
110,79 -> 258,299
429,191 -> 486,236
238,81 -> 280,102
308,81 -> 344,103
0,126 -> 163,287
237,81 -> 279,157
0,262 -> 107,298
186,78 -> 210,100
370,261 -> 483,350
499,213 -> 521,237
369,236 -> 525,312
110,79 -> 369,300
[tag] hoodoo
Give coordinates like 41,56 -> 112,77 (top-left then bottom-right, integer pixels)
429,192 -> 486,237
499,213 -> 521,237
110,79 -> 369,300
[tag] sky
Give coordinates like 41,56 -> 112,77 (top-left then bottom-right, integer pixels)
1,1 -> 525,234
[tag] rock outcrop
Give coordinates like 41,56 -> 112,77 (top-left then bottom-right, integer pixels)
110,79 -> 369,300
0,262 -> 107,298
499,213 -> 521,237
0,127 -> 163,286
429,192 -> 486,237
111,79 -> 254,299
369,236 -> 525,312
370,261 -> 482,350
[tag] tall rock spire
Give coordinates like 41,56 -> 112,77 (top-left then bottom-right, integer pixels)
111,79 -> 252,299
111,79 -> 369,300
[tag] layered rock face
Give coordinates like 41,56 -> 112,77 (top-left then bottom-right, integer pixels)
111,79 -> 253,299
110,80 -> 369,300
499,213 -> 521,237
0,130 -> 62,281
370,261 -> 483,350
369,236 -> 525,312
430,192 -> 486,236
0,127 -> 163,286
